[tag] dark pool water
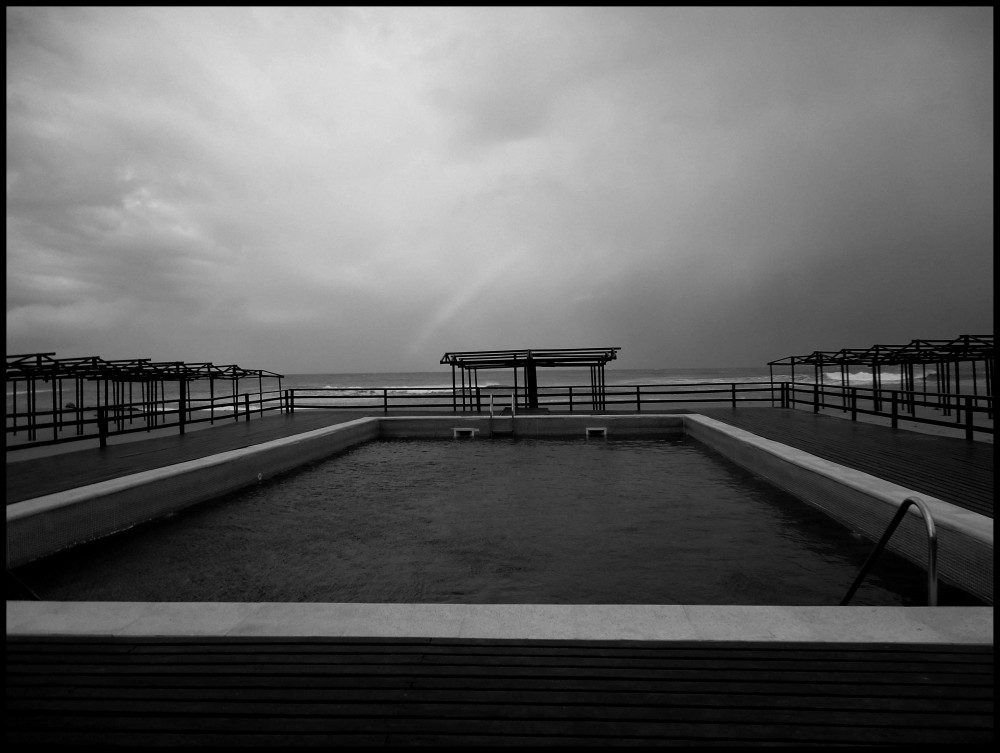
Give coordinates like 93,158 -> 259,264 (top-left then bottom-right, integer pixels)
14,437 -> 980,605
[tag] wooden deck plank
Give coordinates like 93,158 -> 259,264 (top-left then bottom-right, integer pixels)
5,710 -> 992,745
10,672 -> 992,701
11,685 -> 993,714
7,652 -> 991,676
6,638 -> 993,745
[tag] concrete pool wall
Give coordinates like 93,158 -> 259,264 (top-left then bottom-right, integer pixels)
6,414 -> 993,604
683,414 -> 992,606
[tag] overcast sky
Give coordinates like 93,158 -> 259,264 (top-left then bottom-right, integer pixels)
6,7 -> 993,373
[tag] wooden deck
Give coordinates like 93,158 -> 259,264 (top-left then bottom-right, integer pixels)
6,637 -> 993,746
697,408 -> 993,519
5,410 -> 384,504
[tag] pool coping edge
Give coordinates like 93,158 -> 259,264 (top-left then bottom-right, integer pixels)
6,602 -> 993,644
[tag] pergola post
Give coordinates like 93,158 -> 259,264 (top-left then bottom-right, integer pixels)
526,353 -> 538,410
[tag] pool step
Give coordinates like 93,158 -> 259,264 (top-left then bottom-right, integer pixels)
490,417 -> 514,436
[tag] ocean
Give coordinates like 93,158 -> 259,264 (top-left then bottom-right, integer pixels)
280,366 -> 783,394
5,364 -> 982,417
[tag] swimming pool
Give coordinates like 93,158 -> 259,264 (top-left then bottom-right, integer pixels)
12,436 -> 983,606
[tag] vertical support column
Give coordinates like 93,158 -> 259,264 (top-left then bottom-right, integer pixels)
53,375 -> 61,442
513,360 -> 518,411
11,377 -> 18,437
984,357 -> 993,419
942,362 -> 951,416
590,366 -> 597,413
953,360 -> 961,423
460,367 -> 466,412
872,359 -> 881,412
79,378 -> 86,435
451,363 -> 457,413
526,354 -> 538,410
29,375 -> 36,441
98,406 -> 108,448
840,365 -> 848,412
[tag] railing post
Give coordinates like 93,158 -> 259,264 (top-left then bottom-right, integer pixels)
851,388 -> 858,421
178,393 -> 186,436
965,395 -> 974,441
244,393 -> 250,422
97,406 -> 109,448
731,383 -> 736,409
289,389 -> 295,414
383,388 -> 388,415
636,385 -> 641,413
813,383 -> 820,413
891,391 -> 898,429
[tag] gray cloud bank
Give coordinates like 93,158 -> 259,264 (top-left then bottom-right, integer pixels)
6,7 -> 993,372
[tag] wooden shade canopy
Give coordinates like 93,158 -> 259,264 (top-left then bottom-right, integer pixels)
440,347 -> 621,411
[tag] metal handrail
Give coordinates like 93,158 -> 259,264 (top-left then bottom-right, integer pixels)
840,495 -> 938,606
7,570 -> 41,601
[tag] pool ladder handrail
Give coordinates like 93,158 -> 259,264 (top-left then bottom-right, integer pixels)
840,495 -> 938,606
7,569 -> 41,601
488,394 -> 517,417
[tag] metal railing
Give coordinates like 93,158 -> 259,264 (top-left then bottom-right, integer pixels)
840,496 -> 938,606
776,381 -> 993,441
6,389 -> 288,449
7,380 -> 992,452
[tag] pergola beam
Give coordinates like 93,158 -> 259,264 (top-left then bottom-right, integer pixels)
441,347 -> 620,411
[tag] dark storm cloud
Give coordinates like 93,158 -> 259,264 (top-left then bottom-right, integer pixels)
6,7 -> 992,371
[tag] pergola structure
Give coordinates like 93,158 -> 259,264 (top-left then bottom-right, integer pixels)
440,347 -> 621,412
6,352 -> 284,439
767,334 -> 994,410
